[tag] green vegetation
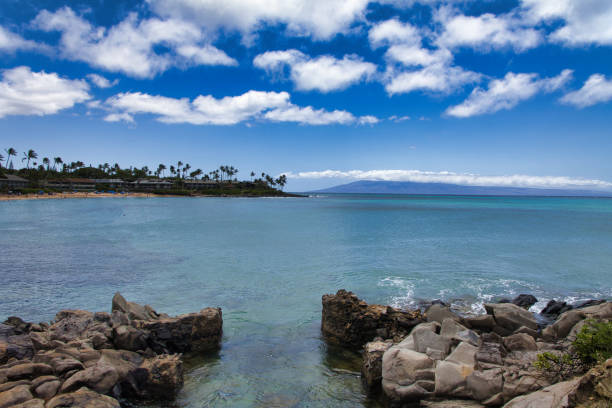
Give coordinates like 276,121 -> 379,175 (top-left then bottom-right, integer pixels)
534,320 -> 612,381
1,146 -> 295,197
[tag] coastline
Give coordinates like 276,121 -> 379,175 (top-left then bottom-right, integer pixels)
0,191 -> 304,201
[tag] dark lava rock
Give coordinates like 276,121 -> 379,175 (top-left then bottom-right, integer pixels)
511,294 -> 538,309
540,300 -> 573,318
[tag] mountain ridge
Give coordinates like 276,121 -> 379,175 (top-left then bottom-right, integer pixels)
312,180 -> 612,197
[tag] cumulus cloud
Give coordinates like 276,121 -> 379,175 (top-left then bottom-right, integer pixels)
103,90 -> 377,126
283,169 -> 612,190
521,0 -> 612,46
436,8 -> 542,52
0,26 -> 45,53
0,66 -> 90,118
385,64 -> 480,95
254,50 -> 376,92
33,7 -> 236,78
446,69 -> 573,118
369,19 -> 480,95
86,74 -> 118,88
147,0 -> 370,40
560,74 -> 612,108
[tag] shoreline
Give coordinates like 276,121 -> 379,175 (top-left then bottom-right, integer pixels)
0,191 -> 303,201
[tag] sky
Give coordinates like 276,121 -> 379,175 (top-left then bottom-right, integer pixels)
0,0 -> 611,191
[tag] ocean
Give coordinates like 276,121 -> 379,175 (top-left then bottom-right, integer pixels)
1,194 -> 611,406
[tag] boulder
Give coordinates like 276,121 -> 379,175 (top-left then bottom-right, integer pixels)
434,360 -> 474,397
361,339 -> 393,393
321,290 -> 423,348
382,347 -> 434,400
464,315 -> 496,332
511,295 -> 538,310
502,377 -> 580,408
112,325 -> 147,352
0,324 -> 34,364
137,354 -> 184,399
137,307 -> 222,353
445,342 -> 477,366
413,326 -> 451,356
111,292 -> 159,321
540,300 -> 573,319
484,303 -> 538,332
12,399 -> 45,408
60,359 -> 120,394
476,342 -> 505,366
503,334 -> 537,352
0,384 -> 33,408
426,304 -> 461,324
421,400 -> 485,408
32,377 -> 60,400
467,368 -> 503,402
46,387 -> 120,408
541,309 -> 585,340
6,363 -> 53,380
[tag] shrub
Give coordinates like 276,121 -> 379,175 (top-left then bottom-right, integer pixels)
573,319 -> 612,365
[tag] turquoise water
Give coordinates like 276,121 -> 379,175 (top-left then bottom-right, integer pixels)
2,194 -> 612,406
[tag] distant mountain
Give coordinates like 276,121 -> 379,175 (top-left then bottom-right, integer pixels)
313,180 -> 612,197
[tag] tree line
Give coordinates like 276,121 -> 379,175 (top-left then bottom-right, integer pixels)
2,147 -> 288,189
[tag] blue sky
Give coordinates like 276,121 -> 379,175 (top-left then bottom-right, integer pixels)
1,0 -> 611,191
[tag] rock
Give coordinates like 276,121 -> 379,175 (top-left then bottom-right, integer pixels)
0,384 -> 33,408
476,342 -> 505,366
511,295 -> 538,309
426,304 -> 461,324
464,315 -> 496,332
32,351 -> 84,376
46,387 -> 120,408
32,377 -> 60,400
484,303 -> 538,332
453,330 -> 480,347
446,342 -> 477,366
0,380 -> 31,393
413,326 -> 451,356
137,354 -> 184,399
0,324 -> 34,364
540,300 -> 573,319
581,301 -> 612,319
467,368 -> 503,402
12,399 -> 45,408
434,360 -> 474,397
503,333 -> 537,352
514,326 -> 539,339
60,359 -> 120,394
111,292 -> 159,321
421,400 -> 485,408
502,372 -> 548,401
541,309 -> 585,340
440,318 -> 468,339
321,290 -> 423,348
502,377 -> 580,408
3,317 -> 31,335
112,325 -> 147,352
6,363 -> 53,380
361,340 -> 393,393
137,307 -> 223,353
574,299 -> 605,309
382,347 -> 434,400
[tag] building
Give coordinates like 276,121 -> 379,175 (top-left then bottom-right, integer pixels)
129,179 -> 173,190
46,178 -> 97,191
0,174 -> 29,189
183,180 -> 219,190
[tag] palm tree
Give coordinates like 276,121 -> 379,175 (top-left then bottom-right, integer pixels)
42,157 -> 50,171
0,153 -> 4,169
169,165 -> 176,177
182,164 -> 190,179
22,149 -> 38,169
250,171 -> 255,181
177,161 -> 183,179
157,164 -> 166,178
53,157 -> 63,171
190,169 -> 203,179
5,148 -> 17,168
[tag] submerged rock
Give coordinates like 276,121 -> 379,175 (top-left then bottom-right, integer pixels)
511,294 -> 538,310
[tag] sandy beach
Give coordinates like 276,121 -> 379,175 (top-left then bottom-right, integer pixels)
0,191 -> 158,201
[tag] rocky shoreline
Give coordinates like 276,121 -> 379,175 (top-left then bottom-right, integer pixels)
322,290 -> 612,408
0,293 -> 222,407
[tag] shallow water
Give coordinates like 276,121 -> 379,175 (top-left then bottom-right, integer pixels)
1,194 -> 612,406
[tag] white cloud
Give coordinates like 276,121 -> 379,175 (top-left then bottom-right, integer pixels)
33,7 -> 236,78
385,45 -> 452,67
0,26 -> 45,53
436,8 -> 542,52
254,50 -> 376,92
389,115 -> 411,122
284,169 -> 612,190
103,90 -> 377,126
521,0 -> 612,46
385,64 -> 481,94
147,0 -> 371,40
560,74 -> 612,108
86,74 -> 118,88
446,69 -> 573,118
369,19 -> 421,48
0,66 -> 90,118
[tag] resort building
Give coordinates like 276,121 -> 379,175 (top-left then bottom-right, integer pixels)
0,174 -> 29,189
